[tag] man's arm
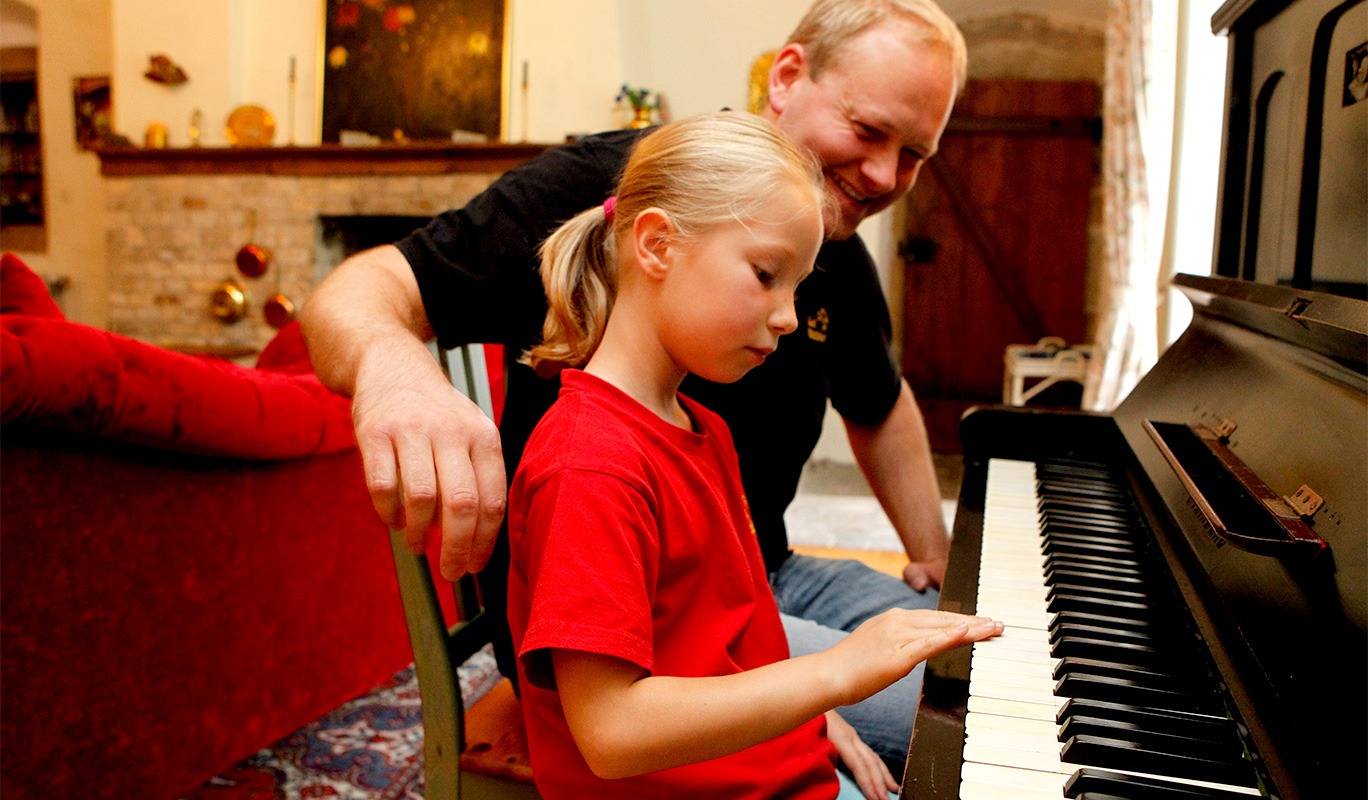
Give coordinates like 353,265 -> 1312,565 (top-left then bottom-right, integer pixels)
844,379 -> 949,590
300,244 -> 506,580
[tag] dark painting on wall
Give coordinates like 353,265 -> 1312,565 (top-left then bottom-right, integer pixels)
72,76 -> 112,150
321,0 -> 506,144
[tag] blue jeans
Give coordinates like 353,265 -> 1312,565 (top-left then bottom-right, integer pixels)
772,553 -> 940,773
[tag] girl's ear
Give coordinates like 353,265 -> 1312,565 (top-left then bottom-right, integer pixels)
632,208 -> 676,281
766,43 -> 808,115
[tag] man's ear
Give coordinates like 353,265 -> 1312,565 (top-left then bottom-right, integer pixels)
767,43 -> 808,115
632,208 -> 676,280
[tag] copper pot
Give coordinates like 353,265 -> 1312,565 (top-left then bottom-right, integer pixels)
263,293 -> 295,328
210,279 -> 248,323
235,243 -> 270,278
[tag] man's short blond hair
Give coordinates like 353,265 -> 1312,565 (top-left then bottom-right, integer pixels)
786,0 -> 967,94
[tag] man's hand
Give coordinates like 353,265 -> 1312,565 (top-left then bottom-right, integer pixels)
902,557 -> 946,592
351,342 -> 506,581
299,245 -> 507,582
825,710 -> 898,800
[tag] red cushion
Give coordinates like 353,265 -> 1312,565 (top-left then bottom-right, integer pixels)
1,252 -> 64,319
1,316 -> 356,459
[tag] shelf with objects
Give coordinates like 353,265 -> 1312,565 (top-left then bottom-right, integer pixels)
0,46 -> 45,250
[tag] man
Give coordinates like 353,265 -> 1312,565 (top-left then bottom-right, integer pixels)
302,0 -> 965,794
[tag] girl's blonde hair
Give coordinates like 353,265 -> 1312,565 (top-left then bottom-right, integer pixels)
787,0 -> 967,95
524,112 -> 826,371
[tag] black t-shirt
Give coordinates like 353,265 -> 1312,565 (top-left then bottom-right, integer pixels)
397,126 -> 902,572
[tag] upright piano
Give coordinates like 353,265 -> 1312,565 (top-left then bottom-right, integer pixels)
900,0 -> 1367,798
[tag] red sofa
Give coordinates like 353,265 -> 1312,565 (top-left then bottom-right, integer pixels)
0,254 -> 416,799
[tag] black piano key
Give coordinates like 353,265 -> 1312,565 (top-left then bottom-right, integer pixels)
1052,656 -> 1201,688
1042,513 -> 1134,532
1059,716 -> 1244,760
1043,529 -> 1138,548
1057,698 -> 1233,738
1043,539 -> 1142,560
1061,734 -> 1255,788
1050,610 -> 1155,633
1064,768 -> 1260,800
1049,622 -> 1156,647
1047,594 -> 1151,618
1045,556 -> 1146,576
1045,567 -> 1148,592
1040,496 -> 1133,515
1055,673 -> 1222,712
1051,635 -> 1173,664
1037,481 -> 1129,502
1046,582 -> 1150,605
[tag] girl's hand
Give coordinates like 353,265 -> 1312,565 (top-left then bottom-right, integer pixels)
825,710 -> 898,800
824,609 -> 1002,706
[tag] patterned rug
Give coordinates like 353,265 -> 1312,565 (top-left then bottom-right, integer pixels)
181,646 -> 503,800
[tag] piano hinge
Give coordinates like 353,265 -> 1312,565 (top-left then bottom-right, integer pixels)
1284,297 -> 1312,320
1283,484 -> 1325,519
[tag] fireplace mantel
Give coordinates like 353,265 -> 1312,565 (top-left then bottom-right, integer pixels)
96,142 -> 553,177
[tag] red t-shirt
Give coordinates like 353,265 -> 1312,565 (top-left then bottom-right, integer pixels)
507,369 -> 838,799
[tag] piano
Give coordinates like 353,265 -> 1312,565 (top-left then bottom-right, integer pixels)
900,0 -> 1367,798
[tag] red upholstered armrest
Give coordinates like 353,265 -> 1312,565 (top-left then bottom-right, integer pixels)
0,315 -> 356,459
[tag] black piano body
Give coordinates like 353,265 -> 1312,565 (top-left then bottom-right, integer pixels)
900,0 -> 1367,797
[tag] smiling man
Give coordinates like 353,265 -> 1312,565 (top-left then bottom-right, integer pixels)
301,2 -> 966,796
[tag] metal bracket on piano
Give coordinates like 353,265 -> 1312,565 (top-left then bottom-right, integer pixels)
1143,420 -> 1330,560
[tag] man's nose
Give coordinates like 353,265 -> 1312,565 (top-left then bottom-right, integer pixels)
861,145 -> 902,195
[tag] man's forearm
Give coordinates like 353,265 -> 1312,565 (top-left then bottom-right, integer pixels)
300,244 -> 435,396
844,380 -> 949,564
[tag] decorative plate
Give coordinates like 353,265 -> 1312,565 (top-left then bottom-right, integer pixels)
225,105 -> 276,147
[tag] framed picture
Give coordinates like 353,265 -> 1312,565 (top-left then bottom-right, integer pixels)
321,0 -> 507,144
72,76 -> 112,150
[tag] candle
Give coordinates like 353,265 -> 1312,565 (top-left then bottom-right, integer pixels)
289,56 -> 296,82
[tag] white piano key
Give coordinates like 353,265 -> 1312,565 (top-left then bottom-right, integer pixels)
961,761 -> 1066,794
958,779 -> 1064,800
967,678 -> 1064,708
963,742 -> 1067,774
964,711 -> 1059,738
962,723 -> 1061,754
966,694 -> 1057,721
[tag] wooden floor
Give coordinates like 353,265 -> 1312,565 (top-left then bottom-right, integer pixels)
790,545 -> 909,578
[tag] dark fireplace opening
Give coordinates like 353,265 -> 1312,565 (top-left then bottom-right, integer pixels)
315,215 -> 430,278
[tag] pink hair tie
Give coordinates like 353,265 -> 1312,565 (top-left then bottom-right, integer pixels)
603,196 -> 617,222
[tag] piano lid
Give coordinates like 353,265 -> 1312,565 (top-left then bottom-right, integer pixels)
1113,273 -> 1366,800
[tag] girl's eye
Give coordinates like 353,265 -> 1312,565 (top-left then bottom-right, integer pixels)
752,265 -> 776,286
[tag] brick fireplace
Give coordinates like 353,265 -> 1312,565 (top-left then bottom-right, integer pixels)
98,144 -> 547,359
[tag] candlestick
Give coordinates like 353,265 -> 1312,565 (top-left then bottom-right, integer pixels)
287,56 -> 297,145
520,60 -> 530,143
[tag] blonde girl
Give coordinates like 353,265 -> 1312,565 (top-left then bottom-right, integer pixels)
506,112 -> 1000,800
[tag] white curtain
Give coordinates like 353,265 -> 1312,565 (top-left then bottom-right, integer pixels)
1089,0 -> 1181,410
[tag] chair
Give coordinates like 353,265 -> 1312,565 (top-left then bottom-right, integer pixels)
387,344 -> 539,799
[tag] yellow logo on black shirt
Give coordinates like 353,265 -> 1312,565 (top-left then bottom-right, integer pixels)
806,308 -> 829,342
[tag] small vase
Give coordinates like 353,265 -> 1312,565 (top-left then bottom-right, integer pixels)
628,106 -> 654,129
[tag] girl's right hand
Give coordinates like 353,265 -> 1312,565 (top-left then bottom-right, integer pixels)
824,609 -> 1002,706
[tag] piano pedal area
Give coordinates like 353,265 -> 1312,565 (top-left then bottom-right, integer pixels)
957,458 -> 1266,800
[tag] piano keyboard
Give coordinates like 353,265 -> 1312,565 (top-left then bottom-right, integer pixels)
958,458 -> 1263,800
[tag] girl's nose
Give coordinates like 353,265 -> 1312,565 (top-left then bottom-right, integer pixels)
770,297 -> 799,335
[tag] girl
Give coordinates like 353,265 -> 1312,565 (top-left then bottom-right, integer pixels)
506,112 -> 1001,799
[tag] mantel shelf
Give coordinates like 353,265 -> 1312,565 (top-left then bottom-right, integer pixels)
96,142 -> 554,177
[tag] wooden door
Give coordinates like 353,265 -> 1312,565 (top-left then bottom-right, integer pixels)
901,79 -> 1099,452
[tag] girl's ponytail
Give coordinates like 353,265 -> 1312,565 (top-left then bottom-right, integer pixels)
524,204 -> 615,372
